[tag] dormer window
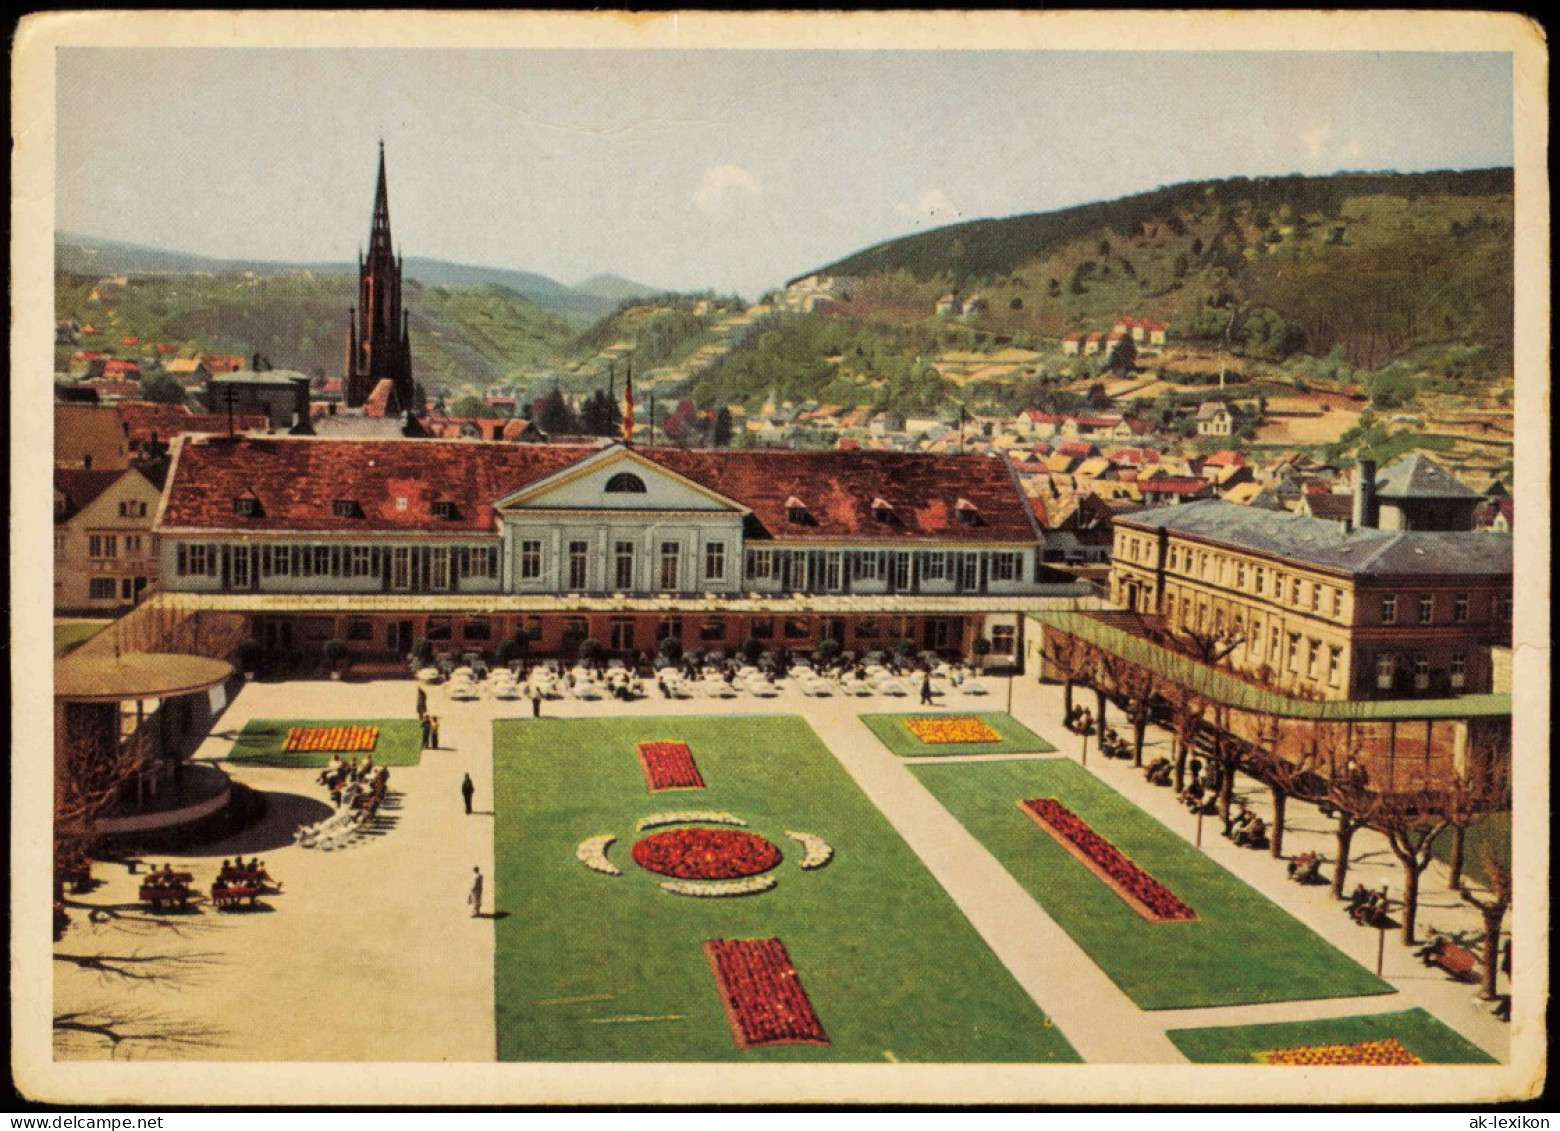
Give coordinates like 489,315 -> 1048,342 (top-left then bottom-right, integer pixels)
233,492 -> 262,517
333,499 -> 361,519
784,496 -> 811,524
433,500 -> 457,520
871,497 -> 896,524
605,472 -> 647,494
955,497 -> 980,526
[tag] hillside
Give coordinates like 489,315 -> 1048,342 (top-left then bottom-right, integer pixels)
803,169 -> 1514,379
56,271 -> 577,395
56,231 -> 653,323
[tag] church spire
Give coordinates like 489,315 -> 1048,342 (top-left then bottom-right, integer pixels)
369,139 -> 392,254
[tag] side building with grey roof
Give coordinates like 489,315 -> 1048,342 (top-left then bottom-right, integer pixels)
1109,498 -> 1512,701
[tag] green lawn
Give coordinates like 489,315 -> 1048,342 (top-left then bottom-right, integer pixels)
493,714 -> 1079,1063
1167,1008 -> 1496,1064
911,758 -> 1393,1010
54,619 -> 111,655
226,719 -> 424,768
859,711 -> 1057,757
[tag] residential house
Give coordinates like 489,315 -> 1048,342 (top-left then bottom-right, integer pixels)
1196,401 -> 1233,438
55,467 -> 162,613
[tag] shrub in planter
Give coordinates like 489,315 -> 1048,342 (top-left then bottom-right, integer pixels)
971,636 -> 993,671
408,637 -> 433,666
814,637 -> 842,667
234,637 -> 262,677
740,636 -> 764,665
658,636 -> 684,663
323,639 -> 349,676
578,637 -> 604,666
494,639 -> 519,666
893,637 -> 917,661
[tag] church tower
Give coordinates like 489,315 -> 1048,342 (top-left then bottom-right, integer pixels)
344,142 -> 416,411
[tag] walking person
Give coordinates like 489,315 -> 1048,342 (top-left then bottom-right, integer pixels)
468,866 -> 483,918
420,712 -> 432,750
430,716 -> 441,750
531,689 -> 542,718
920,671 -> 934,706
416,686 -> 427,717
461,772 -> 475,815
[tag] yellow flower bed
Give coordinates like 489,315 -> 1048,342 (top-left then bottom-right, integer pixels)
284,725 -> 380,753
1258,1038 -> 1423,1066
904,716 -> 1002,745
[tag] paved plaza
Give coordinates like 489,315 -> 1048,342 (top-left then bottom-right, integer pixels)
54,670 -> 1511,1063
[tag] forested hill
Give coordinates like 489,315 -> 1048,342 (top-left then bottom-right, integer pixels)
801,168 -> 1513,372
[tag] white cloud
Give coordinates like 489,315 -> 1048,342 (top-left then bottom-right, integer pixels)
1301,122 -> 1332,159
1345,138 -> 1364,159
693,164 -> 761,214
895,187 -> 962,225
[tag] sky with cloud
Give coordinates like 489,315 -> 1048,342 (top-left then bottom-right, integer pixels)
56,49 -> 1513,298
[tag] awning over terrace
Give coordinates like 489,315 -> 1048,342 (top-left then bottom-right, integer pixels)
1028,611 -> 1511,723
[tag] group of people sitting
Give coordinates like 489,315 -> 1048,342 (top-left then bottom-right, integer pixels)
1286,851 -> 1325,885
1097,727 -> 1134,760
1224,806 -> 1269,849
1344,883 -> 1393,927
141,863 -> 191,892
318,754 -> 391,814
1063,704 -> 1095,736
1177,759 -> 1222,815
215,857 -> 278,891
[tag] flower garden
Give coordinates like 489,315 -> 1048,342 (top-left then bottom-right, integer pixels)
912,758 -> 1393,1010
283,724 -> 380,754
705,938 -> 829,1048
903,716 -> 1002,745
1257,1038 -> 1423,1066
637,740 -> 706,791
1166,1009 -> 1497,1065
493,714 -> 1079,1063
1020,798 -> 1196,923
228,718 -> 423,768
631,828 -> 783,880
860,711 -> 1057,758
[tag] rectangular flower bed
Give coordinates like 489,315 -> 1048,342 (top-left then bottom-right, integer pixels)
704,938 -> 829,1049
1020,798 -> 1196,923
903,716 -> 1003,745
636,741 -> 706,791
283,724 -> 379,754
1257,1038 -> 1423,1066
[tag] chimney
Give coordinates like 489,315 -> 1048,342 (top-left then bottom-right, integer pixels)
1352,458 -> 1378,530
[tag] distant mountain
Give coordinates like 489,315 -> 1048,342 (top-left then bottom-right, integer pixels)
55,231 -> 622,322
573,273 -> 660,303
795,168 -> 1514,374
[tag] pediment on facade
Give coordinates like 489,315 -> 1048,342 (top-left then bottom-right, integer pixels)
494,446 -> 749,515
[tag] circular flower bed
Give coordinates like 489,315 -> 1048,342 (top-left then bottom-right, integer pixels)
631,827 -> 783,880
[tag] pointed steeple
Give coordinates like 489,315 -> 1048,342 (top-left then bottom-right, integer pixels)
369,139 -> 392,254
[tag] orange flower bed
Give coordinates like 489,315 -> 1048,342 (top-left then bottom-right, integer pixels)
904,716 -> 1002,745
1258,1039 -> 1423,1066
283,725 -> 380,753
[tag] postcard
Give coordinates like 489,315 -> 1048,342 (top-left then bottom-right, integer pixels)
12,9 -> 1549,1107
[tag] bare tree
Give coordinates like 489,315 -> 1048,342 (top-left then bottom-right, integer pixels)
1311,721 -> 1384,899
1243,713 -> 1324,861
1163,682 -> 1211,795
55,1006 -> 225,1060
1459,849 -> 1513,1002
1374,790 -> 1451,945
1039,624 -> 1092,718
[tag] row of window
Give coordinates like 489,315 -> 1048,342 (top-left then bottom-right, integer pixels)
88,576 -> 148,601
87,533 -> 147,559
517,539 -> 726,591
743,549 -> 1022,590
1380,592 -> 1510,625
174,542 -> 500,586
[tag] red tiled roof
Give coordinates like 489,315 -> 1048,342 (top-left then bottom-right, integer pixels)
103,359 -> 141,374
84,379 -> 142,399
1202,449 -> 1247,466
159,438 -> 1040,544
117,402 -> 269,446
55,468 -> 128,521
644,447 -> 1036,543
1069,415 -> 1122,428
160,437 -> 593,535
1139,477 -> 1211,494
1055,440 -> 1095,459
202,355 -> 246,373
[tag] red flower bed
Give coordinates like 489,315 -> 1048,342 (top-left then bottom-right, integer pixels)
1020,798 -> 1197,923
1259,1039 -> 1423,1066
705,938 -> 830,1048
284,725 -> 379,753
632,828 -> 782,880
636,741 -> 706,791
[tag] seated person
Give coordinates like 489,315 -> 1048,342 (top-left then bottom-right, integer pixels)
1413,930 -> 1446,963
1345,883 -> 1371,913
1236,817 -> 1267,847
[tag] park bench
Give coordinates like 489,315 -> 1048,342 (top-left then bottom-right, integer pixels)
210,883 -> 261,911
1426,940 -> 1479,982
139,883 -> 191,911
